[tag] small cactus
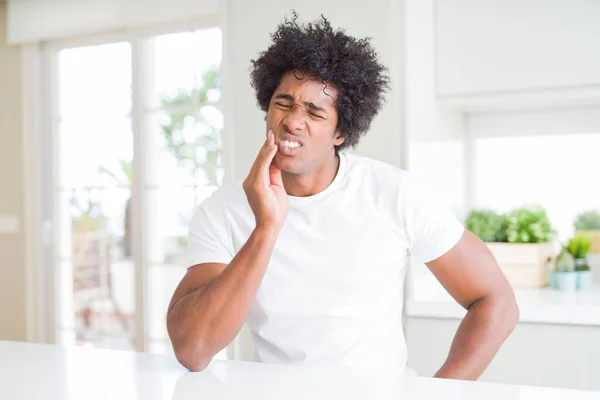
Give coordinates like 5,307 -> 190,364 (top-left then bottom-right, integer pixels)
554,249 -> 575,273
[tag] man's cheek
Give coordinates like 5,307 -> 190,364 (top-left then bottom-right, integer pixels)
271,118 -> 285,133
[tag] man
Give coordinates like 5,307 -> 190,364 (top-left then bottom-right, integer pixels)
167,14 -> 519,379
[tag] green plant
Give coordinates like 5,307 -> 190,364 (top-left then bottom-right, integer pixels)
567,235 -> 592,259
554,249 -> 575,273
465,209 -> 509,242
567,235 -> 592,271
574,210 -> 600,231
506,206 -> 555,244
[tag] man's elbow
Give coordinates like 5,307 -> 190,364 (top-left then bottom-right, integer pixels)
508,297 -> 520,329
167,314 -> 214,371
474,286 -> 520,332
498,288 -> 520,331
173,343 -> 213,372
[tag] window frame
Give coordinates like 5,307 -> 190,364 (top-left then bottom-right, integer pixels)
28,18 -> 235,356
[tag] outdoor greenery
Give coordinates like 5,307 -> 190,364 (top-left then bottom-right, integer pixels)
574,210 -> 600,231
160,66 -> 222,186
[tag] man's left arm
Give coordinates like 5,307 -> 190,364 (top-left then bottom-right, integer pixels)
425,229 -> 519,380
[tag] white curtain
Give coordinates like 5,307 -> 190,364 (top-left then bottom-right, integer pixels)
7,0 -> 218,44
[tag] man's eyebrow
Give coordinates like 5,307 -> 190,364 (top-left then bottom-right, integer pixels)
274,94 -> 327,114
274,94 -> 294,101
305,102 -> 326,113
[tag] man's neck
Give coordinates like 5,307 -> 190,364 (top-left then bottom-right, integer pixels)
282,154 -> 340,197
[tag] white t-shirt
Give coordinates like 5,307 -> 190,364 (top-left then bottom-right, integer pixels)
187,152 -> 464,373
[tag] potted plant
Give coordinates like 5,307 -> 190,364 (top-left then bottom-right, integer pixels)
551,249 -> 577,291
465,209 -> 508,243
466,206 -> 556,288
566,235 -> 593,290
574,210 -> 600,253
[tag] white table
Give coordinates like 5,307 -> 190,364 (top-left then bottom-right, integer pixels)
0,341 -> 597,399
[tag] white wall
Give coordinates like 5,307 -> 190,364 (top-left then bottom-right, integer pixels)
467,107 -> 600,138
0,3 -> 27,341
7,0 -> 218,44
436,0 -> 600,97
405,0 -> 465,215
406,317 -> 600,391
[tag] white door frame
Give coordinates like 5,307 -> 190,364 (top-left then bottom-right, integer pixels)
24,18 -> 238,355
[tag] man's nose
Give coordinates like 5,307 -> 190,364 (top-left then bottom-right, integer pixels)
281,109 -> 306,132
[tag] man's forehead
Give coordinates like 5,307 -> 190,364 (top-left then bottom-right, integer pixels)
276,71 -> 337,104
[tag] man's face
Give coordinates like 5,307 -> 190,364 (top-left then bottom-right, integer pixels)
266,70 -> 344,175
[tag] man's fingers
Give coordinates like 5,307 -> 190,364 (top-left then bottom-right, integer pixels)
269,130 -> 275,147
269,163 -> 284,188
261,144 -> 278,184
256,132 -> 276,169
263,133 -> 277,164
248,131 -> 274,179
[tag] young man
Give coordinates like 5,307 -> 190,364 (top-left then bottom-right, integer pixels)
167,15 -> 519,378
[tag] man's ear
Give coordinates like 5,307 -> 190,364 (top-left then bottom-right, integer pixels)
334,131 -> 345,147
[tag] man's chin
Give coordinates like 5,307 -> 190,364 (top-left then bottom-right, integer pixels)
273,154 -> 302,174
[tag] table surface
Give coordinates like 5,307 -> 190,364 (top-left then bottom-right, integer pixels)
1,341 -> 598,400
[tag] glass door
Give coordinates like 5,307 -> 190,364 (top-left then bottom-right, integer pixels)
56,42 -> 135,349
52,26 -> 226,357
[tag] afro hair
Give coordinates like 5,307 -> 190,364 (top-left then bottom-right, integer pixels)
250,12 -> 390,150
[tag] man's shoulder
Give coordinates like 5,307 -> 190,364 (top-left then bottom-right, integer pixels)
343,153 -> 433,205
344,152 -> 412,186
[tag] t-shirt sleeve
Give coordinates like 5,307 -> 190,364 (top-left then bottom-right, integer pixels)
186,199 -> 234,268
400,177 -> 465,263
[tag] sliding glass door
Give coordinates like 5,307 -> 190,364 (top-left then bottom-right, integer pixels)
49,25 -> 225,357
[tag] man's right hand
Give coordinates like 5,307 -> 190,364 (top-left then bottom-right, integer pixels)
243,130 -> 289,231
169,130 -> 288,371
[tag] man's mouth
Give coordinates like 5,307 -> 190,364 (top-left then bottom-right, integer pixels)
277,137 -> 303,156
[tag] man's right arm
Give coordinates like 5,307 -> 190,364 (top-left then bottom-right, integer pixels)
167,131 -> 287,372
166,225 -> 279,372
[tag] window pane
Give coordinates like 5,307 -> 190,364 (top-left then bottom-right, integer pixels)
57,42 -> 134,351
144,27 -> 226,358
59,116 -> 133,189
59,43 -> 132,118
145,187 -> 194,265
144,108 -> 224,187
148,264 -> 187,340
153,28 -> 222,101
475,133 -> 600,240
69,188 -> 134,350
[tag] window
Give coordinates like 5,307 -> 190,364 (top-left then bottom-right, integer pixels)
474,133 -> 600,240
406,111 -> 600,305
52,26 -> 226,357
57,42 -> 134,349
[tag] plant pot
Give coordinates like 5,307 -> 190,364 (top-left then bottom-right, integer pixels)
486,242 -> 555,288
576,270 -> 594,290
550,272 -> 578,291
549,272 -> 556,288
